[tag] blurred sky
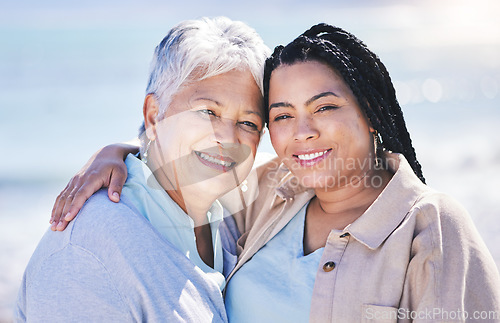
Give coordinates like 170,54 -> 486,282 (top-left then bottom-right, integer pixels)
1,0 -> 499,180
0,0 -> 499,321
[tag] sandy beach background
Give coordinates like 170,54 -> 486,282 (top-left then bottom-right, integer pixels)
1,0 -> 499,321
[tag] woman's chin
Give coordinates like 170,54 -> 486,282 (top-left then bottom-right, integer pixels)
182,174 -> 239,200
302,180 -> 335,190
290,170 -> 338,190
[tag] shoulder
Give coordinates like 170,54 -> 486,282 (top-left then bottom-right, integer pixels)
72,189 -> 140,229
70,189 -> 150,238
25,190 -> 152,273
408,189 -> 498,273
408,188 -> 476,246
16,240 -> 131,322
254,155 -> 284,186
65,189 -> 163,263
411,190 -> 474,235
402,190 -> 500,311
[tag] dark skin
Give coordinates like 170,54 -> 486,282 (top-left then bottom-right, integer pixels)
303,173 -> 391,255
268,61 -> 394,255
50,142 -> 138,231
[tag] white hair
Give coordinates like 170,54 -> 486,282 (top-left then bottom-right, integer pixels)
146,16 -> 270,118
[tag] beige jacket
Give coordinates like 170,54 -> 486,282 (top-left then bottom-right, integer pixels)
226,153 -> 500,322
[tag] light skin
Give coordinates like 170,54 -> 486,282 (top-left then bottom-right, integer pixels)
142,69 -> 263,266
268,60 -> 393,254
52,69 -> 263,269
143,69 -> 263,224
51,68 -> 264,231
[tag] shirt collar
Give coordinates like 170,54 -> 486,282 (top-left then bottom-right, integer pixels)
275,153 -> 428,250
125,154 -> 223,228
343,153 -> 428,249
123,154 -> 226,289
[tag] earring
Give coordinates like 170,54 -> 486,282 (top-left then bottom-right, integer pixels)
141,140 -> 152,164
372,130 -> 380,168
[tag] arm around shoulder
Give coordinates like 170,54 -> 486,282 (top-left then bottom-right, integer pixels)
51,141 -> 139,231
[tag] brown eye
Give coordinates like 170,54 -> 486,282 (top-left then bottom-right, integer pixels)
317,105 -> 339,112
198,109 -> 216,116
273,114 -> 292,122
239,121 -> 259,132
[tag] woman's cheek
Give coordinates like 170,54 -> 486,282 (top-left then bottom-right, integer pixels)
246,131 -> 261,156
269,126 -> 287,157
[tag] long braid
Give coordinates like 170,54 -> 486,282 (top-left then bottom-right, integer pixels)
263,23 -> 425,183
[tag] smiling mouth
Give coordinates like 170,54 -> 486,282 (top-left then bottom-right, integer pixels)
293,149 -> 332,166
195,151 -> 236,172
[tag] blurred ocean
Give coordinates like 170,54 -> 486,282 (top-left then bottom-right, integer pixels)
1,0 -> 499,321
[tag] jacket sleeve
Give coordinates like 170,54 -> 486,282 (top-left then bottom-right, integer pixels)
14,244 -> 130,323
399,193 -> 500,322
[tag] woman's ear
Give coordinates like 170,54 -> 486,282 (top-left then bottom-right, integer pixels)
143,94 -> 160,140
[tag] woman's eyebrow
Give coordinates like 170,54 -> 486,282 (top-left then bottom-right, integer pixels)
305,91 -> 339,106
193,97 -> 263,119
193,97 -> 222,106
269,102 -> 294,110
243,110 -> 263,119
269,91 -> 340,110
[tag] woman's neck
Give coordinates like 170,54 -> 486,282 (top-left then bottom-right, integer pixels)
148,161 -> 216,225
312,167 -> 393,229
303,167 -> 392,255
165,188 -> 215,226
148,163 -> 217,268
165,188 -> 216,268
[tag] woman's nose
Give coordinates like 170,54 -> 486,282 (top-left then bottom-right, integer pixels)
294,116 -> 319,142
212,117 -> 238,146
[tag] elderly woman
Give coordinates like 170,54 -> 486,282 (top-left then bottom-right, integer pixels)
50,24 -> 500,321
15,17 -> 269,322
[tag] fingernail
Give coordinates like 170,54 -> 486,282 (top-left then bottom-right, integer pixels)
64,212 -> 72,221
51,222 -> 57,231
112,192 -> 120,202
49,218 -> 53,224
57,221 -> 64,229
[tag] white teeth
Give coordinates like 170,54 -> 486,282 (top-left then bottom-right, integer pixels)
297,150 -> 327,161
198,152 -> 233,167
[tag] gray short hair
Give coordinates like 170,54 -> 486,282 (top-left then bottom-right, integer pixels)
146,16 -> 270,118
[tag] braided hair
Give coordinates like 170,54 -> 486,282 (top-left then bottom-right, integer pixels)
263,23 -> 425,183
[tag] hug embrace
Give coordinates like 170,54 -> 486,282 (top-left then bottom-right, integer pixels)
16,17 -> 500,322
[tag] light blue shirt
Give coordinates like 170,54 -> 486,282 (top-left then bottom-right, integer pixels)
122,154 -> 226,290
225,202 -> 323,323
15,182 -> 227,321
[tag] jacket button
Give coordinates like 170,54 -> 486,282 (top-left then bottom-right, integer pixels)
323,261 -> 336,272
